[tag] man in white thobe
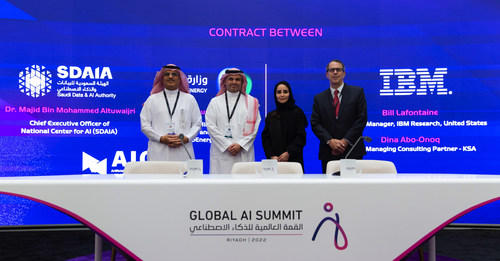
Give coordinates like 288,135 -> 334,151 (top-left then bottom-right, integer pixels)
140,64 -> 202,161
205,68 -> 261,174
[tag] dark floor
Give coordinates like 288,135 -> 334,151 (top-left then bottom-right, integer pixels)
0,226 -> 499,260
423,227 -> 500,261
0,227 -> 108,261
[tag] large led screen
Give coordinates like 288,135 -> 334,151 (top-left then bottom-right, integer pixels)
0,0 -> 499,225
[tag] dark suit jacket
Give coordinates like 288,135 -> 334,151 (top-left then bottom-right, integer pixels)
311,84 -> 368,161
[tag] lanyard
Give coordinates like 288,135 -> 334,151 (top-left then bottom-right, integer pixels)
163,90 -> 180,120
225,91 -> 241,123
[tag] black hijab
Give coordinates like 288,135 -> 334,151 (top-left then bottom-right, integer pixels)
272,81 -> 308,142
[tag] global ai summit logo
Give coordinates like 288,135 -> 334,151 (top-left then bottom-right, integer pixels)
311,202 -> 348,250
19,65 -> 52,98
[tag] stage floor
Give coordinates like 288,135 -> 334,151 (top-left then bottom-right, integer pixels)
0,227 -> 498,260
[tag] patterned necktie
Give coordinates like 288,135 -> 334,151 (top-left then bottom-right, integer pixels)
333,89 -> 340,118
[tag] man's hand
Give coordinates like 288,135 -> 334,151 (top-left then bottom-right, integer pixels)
160,134 -> 183,147
227,143 -> 243,156
328,138 -> 348,156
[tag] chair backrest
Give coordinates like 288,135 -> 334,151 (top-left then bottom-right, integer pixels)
326,160 -> 397,175
277,162 -> 304,174
123,161 -> 184,174
231,162 -> 304,174
231,162 -> 260,174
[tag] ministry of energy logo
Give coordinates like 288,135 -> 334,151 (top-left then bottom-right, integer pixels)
19,65 -> 52,98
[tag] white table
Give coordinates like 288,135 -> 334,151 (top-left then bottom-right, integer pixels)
0,174 -> 498,261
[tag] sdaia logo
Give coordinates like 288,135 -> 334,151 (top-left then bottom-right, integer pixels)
19,64 -> 113,98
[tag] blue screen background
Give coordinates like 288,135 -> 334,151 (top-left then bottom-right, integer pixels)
0,0 -> 499,225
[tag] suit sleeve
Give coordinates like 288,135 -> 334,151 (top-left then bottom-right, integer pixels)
343,88 -> 368,143
311,94 -> 332,144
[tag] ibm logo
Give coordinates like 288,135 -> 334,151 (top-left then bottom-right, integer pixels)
380,68 -> 449,96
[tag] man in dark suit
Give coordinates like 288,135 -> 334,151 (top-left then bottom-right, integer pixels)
311,59 -> 368,173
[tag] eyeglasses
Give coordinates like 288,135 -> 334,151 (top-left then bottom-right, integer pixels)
164,72 -> 179,77
327,68 -> 344,73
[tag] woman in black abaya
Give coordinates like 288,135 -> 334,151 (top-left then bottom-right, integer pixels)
261,81 -> 308,170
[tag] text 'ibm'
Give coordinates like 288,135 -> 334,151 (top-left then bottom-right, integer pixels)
380,68 -> 449,96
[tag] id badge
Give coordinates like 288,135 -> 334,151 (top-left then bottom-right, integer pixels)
224,124 -> 233,138
166,122 -> 176,135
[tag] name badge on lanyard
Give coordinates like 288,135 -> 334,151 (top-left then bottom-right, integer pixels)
224,124 -> 234,138
225,91 -> 241,139
163,90 -> 180,135
166,122 -> 176,135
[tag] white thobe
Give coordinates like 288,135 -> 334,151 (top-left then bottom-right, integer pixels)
140,89 -> 202,161
205,91 -> 261,174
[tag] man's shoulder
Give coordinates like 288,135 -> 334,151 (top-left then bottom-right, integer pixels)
313,88 -> 331,99
245,94 -> 259,103
180,91 -> 197,100
209,94 -> 224,102
344,83 -> 364,92
206,94 -> 223,108
145,91 -> 163,101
